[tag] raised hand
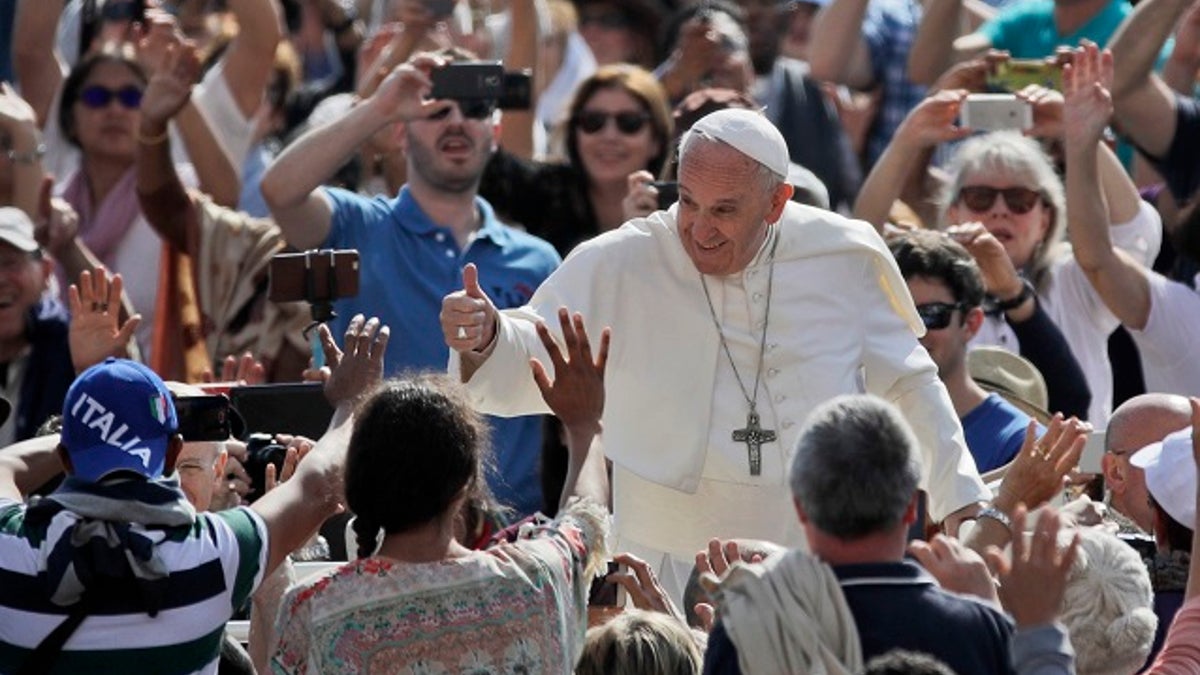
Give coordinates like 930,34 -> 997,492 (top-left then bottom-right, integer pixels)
622,170 -> 658,221
1018,84 -> 1065,139
894,89 -> 973,151
609,552 -> 688,624
372,53 -> 453,123
944,222 -> 1026,301
909,534 -> 1000,604
33,176 -> 79,259
67,269 -> 141,374
140,40 -> 202,129
531,308 -> 610,435
985,505 -> 1079,628
1062,41 -> 1115,148
205,351 -> 267,386
441,263 -> 499,352
316,315 -> 389,406
995,414 -> 1088,513
0,82 -> 37,129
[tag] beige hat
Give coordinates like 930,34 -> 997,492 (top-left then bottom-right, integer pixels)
689,109 -> 789,179
1132,428 -> 1196,530
967,346 -> 1050,422
0,207 -> 40,253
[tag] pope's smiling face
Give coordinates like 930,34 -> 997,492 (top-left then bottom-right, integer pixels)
677,139 -> 791,276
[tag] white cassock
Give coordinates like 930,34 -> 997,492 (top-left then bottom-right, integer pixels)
451,202 -> 989,601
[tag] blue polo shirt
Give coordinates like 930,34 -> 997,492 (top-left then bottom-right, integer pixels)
323,186 -> 561,517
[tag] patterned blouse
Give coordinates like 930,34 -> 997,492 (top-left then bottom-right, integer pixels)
271,500 -> 608,674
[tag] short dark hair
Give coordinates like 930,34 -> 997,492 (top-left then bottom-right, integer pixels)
863,649 -> 959,675
789,395 -> 921,539
888,230 -> 986,310
346,375 -> 490,558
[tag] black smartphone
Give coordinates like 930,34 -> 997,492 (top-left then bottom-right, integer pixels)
431,62 -> 505,101
651,181 -> 679,210
498,71 -> 533,110
268,250 -> 360,304
587,561 -> 627,607
175,395 -> 236,442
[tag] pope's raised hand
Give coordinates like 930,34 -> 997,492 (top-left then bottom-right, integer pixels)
441,263 -> 498,352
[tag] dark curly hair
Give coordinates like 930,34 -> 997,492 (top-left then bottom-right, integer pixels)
58,42 -> 146,149
346,374 -> 490,558
888,229 -> 987,311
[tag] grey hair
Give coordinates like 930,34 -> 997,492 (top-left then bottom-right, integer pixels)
678,127 -> 784,197
788,395 -> 922,539
937,131 -> 1067,291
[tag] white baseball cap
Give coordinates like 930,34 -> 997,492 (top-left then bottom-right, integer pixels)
1131,427 -> 1196,531
0,207 -> 40,253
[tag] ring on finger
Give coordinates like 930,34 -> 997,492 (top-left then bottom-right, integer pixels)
456,325 -> 468,340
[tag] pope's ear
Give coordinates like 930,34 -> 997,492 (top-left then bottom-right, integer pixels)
767,181 -> 793,223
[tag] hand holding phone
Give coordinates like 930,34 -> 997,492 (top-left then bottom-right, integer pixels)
960,94 -> 1033,132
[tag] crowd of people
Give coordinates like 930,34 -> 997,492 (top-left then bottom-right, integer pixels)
1,0 -> 1200,671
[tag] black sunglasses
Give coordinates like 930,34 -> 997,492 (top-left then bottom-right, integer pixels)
79,85 -> 143,110
916,302 -> 967,331
956,186 -> 1043,215
427,99 -> 497,121
573,110 -> 651,135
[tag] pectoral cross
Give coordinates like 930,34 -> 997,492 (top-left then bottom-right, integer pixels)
732,411 -> 776,476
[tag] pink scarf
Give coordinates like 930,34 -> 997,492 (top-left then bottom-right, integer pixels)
60,166 -> 141,267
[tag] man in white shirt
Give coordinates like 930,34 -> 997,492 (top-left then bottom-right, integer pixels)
441,108 -> 988,601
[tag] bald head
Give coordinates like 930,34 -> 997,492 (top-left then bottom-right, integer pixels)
1104,394 -> 1191,533
1107,394 -> 1192,456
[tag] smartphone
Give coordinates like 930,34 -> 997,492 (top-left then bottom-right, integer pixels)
587,561 -> 628,607
498,71 -> 533,110
988,59 -> 1062,93
431,62 -> 505,101
175,394 -> 237,442
1079,429 -> 1107,474
268,250 -> 360,304
651,181 -> 679,210
960,94 -> 1032,132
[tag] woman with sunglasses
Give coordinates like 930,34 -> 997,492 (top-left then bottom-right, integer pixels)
478,64 -> 673,256
854,86 -> 1160,425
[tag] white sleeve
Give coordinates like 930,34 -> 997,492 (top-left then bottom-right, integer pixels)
1130,272 -> 1200,396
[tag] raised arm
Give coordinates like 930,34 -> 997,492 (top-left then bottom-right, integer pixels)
498,0 -> 540,160
0,435 -> 65,503
221,0 -> 284,118
1108,0 -> 1188,156
262,55 -> 450,250
137,41 -> 204,253
907,0 -> 977,86
0,84 -> 46,219
11,0 -> 66,129
1063,44 -> 1153,329
853,89 -> 971,230
809,0 -> 876,88
250,316 -> 388,575
530,308 -> 612,511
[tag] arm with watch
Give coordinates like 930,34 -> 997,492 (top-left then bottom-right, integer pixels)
963,413 -> 1089,556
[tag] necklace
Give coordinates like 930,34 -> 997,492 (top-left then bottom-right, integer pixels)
699,229 -> 779,476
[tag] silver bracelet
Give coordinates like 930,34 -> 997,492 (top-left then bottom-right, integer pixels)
5,143 -> 46,165
976,506 -> 1013,529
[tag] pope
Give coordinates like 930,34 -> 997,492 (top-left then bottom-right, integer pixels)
440,108 -> 989,601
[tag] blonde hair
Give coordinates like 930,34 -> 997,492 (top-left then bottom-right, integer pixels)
576,609 -> 701,675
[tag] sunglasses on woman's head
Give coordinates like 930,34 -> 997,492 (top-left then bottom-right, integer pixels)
956,186 -> 1043,215
79,85 -> 143,110
916,302 -> 967,331
426,100 -> 497,121
573,110 -> 651,135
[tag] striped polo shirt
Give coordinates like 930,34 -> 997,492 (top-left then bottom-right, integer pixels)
0,499 -> 267,674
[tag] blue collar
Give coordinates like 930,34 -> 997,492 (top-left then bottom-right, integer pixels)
391,186 -> 512,247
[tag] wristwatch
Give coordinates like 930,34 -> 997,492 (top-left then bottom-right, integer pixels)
992,278 -> 1035,312
976,506 -> 1013,529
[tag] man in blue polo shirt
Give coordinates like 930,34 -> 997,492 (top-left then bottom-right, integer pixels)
262,52 -> 560,517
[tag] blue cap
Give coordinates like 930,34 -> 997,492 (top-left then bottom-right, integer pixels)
61,358 -> 178,482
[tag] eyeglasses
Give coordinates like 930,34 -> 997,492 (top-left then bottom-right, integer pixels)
426,99 -> 497,121
957,186 -> 1043,215
573,110 -> 651,135
916,302 -> 967,330
79,85 -> 143,110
